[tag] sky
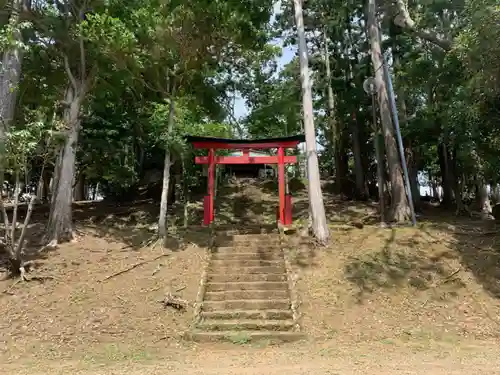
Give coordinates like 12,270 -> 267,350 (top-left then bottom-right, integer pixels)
233,1 -> 297,119
230,3 -> 434,196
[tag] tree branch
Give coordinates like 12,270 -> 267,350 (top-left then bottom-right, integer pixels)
63,53 -> 78,91
79,35 -> 86,86
83,64 -> 98,94
0,197 -> 11,241
392,0 -> 453,51
14,192 -> 36,257
10,170 -> 20,245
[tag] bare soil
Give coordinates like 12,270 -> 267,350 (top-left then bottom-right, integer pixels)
2,180 -> 500,374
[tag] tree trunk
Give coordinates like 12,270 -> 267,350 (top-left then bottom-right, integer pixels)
374,131 -> 387,215
45,86 -> 83,244
37,167 -> 51,202
371,94 -> 386,223
408,159 -> 420,209
182,156 -> 189,228
392,0 -> 452,51
73,172 -> 85,201
0,0 -> 23,172
432,181 -> 440,200
11,170 -> 20,244
323,29 -> 343,194
158,97 -> 175,241
438,143 -> 455,207
393,46 -> 420,211
491,184 -> 500,205
337,131 -> 349,195
293,0 -> 329,244
351,119 -> 367,200
405,144 -> 421,211
475,179 -> 492,219
453,174 -> 468,216
367,0 -> 410,222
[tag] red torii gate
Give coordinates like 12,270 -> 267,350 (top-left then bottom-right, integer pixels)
185,135 -> 305,227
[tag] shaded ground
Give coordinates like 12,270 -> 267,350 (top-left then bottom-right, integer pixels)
215,177 -> 279,228
2,178 -> 500,373
4,340 -> 500,374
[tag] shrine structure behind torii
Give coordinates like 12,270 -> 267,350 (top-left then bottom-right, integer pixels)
185,134 -> 305,227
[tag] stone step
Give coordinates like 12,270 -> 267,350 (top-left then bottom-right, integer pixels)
206,281 -> 288,292
230,240 -> 281,248
202,299 -> 290,311
204,289 -> 289,301
198,319 -> 294,332
186,330 -> 304,343
208,273 -> 287,283
208,265 -> 286,274
232,233 -> 280,241
200,309 -> 293,320
215,229 -> 278,237
215,235 -> 280,246
211,252 -> 284,261
210,259 -> 285,268
213,246 -> 282,254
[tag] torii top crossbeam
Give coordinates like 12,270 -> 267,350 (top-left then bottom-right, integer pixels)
185,134 -> 305,150
185,134 -> 305,226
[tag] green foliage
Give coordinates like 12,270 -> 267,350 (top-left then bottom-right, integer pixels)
0,18 -> 31,51
242,56 -> 303,138
4,110 -> 60,178
4,0 -> 498,211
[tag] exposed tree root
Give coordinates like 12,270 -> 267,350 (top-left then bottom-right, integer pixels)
19,261 -> 31,281
142,235 -> 162,248
158,292 -> 189,311
421,266 -> 462,307
39,241 -> 58,253
2,261 -> 55,295
100,253 -> 169,282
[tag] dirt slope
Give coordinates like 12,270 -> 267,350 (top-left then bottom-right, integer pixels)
1,178 -> 500,373
4,340 -> 500,375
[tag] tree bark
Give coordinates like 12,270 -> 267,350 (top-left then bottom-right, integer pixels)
367,0 -> 410,222
406,146 -> 420,210
374,130 -> 387,219
158,97 -> 175,241
37,167 -> 51,202
393,46 -> 420,211
0,0 -> 23,172
453,174 -> 468,216
392,0 -> 452,51
293,0 -> 329,244
491,184 -> 500,206
182,156 -> 189,228
438,142 -> 455,207
45,85 -> 83,244
10,169 -> 20,244
475,179 -> 492,218
73,172 -> 85,201
323,29 -> 343,194
351,118 -> 367,199
432,180 -> 440,200
370,92 -> 387,222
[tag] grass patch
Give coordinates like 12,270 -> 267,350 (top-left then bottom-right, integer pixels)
82,344 -> 155,365
224,332 -> 252,345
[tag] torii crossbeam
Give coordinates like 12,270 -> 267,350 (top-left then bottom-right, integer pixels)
185,134 -> 305,227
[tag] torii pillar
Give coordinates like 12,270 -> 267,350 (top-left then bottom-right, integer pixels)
185,135 -> 305,227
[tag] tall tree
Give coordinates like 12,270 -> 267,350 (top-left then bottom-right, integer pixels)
42,0 -> 100,244
0,0 -> 25,173
83,0 -> 274,243
293,0 -> 329,243
366,0 -> 410,222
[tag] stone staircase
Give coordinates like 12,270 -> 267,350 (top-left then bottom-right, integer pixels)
190,232 -> 303,343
